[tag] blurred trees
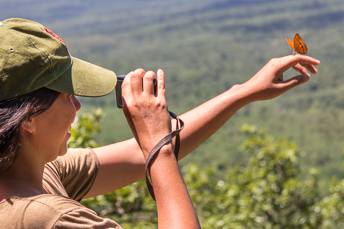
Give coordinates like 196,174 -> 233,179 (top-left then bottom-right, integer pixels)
70,111 -> 343,228
186,124 -> 344,228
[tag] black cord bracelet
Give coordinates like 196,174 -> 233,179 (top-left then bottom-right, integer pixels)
144,111 -> 184,200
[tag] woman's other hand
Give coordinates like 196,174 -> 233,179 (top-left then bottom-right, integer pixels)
121,68 -> 171,158
121,68 -> 200,228
236,54 -> 320,102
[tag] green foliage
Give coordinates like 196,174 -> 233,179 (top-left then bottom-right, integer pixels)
82,181 -> 157,228
186,125 -> 318,228
69,113 -> 343,228
68,108 -> 103,148
313,180 -> 344,228
187,125 -> 343,228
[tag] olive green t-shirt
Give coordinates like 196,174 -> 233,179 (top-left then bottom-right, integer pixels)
0,148 -> 122,228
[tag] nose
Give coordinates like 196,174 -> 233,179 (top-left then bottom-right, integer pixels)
71,95 -> 81,111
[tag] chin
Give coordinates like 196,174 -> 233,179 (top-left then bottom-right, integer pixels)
45,142 -> 68,163
50,144 -> 68,161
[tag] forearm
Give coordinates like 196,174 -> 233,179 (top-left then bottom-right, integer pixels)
88,86 -> 253,196
86,139 -> 145,197
176,84 -> 252,159
150,145 -> 200,229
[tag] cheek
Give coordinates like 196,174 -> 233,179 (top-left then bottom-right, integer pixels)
39,125 -> 69,162
35,115 -> 70,146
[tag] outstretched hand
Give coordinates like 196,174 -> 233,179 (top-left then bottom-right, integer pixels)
121,68 -> 171,158
235,54 -> 320,101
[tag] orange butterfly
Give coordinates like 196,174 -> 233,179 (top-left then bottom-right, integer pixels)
287,33 -> 308,55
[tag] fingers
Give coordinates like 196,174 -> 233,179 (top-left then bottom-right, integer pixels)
278,74 -> 310,91
134,68 -> 145,78
157,69 -> 166,97
122,69 -> 144,102
293,63 -> 311,77
121,71 -> 133,98
302,63 -> 318,74
122,68 -> 162,99
143,71 -> 156,95
130,69 -> 144,96
277,54 -> 320,74
293,62 -> 318,76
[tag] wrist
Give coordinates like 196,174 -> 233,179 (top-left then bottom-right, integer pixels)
140,131 -> 172,157
149,143 -> 178,180
226,82 -> 256,106
145,143 -> 176,169
150,144 -> 175,162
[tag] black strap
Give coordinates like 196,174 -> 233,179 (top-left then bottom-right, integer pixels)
145,111 -> 184,200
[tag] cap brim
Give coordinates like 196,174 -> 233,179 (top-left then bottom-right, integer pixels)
46,57 -> 116,97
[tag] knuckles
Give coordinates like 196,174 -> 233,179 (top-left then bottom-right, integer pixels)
155,100 -> 167,110
125,97 -> 166,111
268,58 -> 279,66
267,58 -> 283,71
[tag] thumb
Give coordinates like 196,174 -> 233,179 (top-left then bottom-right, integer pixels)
278,74 -> 310,91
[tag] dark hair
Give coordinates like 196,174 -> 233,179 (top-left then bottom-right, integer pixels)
0,88 -> 60,172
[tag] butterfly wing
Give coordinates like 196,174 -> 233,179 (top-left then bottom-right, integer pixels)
287,37 -> 294,50
294,33 -> 308,54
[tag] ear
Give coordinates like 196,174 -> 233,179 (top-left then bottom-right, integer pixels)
20,116 -> 36,134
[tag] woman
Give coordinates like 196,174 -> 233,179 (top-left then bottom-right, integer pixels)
0,18 -> 320,228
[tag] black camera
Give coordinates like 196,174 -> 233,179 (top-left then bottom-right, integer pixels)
115,74 -> 157,108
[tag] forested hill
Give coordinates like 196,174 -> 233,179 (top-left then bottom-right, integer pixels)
1,0 -> 344,178
1,0 -> 343,106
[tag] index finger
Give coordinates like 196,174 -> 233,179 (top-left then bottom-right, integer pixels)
121,71 -> 133,98
278,55 -> 320,73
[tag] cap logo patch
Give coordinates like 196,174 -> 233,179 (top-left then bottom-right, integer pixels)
43,27 -> 65,44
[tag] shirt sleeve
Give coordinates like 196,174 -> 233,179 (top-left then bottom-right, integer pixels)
53,208 -> 122,229
44,148 -> 99,201
20,195 -> 122,229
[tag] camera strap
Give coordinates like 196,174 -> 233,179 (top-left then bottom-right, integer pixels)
144,111 -> 184,200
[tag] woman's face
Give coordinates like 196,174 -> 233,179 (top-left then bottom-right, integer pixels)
31,93 -> 81,161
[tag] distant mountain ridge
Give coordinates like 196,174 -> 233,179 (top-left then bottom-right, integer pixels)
2,0 -> 343,37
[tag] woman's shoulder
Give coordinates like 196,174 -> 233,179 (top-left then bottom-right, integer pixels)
0,194 -> 122,228
0,194 -> 71,228
0,194 -> 85,220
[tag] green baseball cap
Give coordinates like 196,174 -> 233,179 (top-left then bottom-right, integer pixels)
0,18 -> 117,101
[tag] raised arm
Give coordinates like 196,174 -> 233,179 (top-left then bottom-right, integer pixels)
86,54 -> 320,197
176,54 -> 320,158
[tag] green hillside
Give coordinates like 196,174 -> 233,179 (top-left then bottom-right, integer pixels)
1,0 -> 344,178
